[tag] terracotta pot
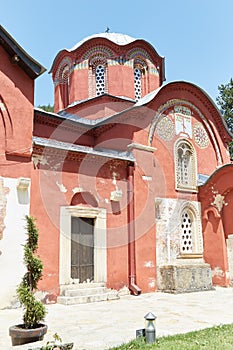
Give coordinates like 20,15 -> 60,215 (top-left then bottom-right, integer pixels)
9,323 -> 47,346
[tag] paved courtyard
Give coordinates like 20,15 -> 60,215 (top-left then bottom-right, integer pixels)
1,287 -> 233,349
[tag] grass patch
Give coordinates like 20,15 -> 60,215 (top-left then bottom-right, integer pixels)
109,324 -> 233,349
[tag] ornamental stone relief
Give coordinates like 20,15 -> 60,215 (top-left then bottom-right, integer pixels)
193,122 -> 209,148
156,116 -> 175,141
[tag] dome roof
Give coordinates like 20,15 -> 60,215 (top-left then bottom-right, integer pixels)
69,32 -> 137,51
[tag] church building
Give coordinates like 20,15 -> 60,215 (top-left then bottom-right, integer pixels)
1,25 -> 233,307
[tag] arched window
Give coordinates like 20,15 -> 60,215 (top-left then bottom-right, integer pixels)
134,66 -> 142,101
60,65 -> 70,108
179,204 -> 203,257
89,56 -> 107,98
175,139 -> 197,191
181,210 -> 193,253
95,64 -> 105,96
134,59 -> 148,101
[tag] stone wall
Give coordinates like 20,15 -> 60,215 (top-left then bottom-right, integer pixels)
0,177 -> 30,308
158,264 -> 213,293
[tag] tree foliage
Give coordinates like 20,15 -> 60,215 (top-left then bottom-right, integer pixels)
37,104 -> 54,113
216,78 -> 233,158
216,78 -> 233,132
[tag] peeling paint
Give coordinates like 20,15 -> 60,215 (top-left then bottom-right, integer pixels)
56,181 -> 67,193
148,278 -> 156,288
72,187 -> 84,194
212,266 -> 224,277
32,155 -> 48,168
144,261 -> 154,268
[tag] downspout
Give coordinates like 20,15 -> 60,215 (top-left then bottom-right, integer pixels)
127,165 -> 141,295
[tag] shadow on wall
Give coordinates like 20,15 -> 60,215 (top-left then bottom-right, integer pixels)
71,192 -> 98,207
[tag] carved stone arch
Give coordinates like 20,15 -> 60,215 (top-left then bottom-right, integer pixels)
55,57 -> 72,84
89,53 -> 107,69
149,99 -> 222,166
82,45 -> 114,61
0,95 -> 13,153
55,57 -> 72,109
127,47 -> 152,62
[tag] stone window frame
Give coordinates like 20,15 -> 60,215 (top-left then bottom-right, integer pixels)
178,202 -> 203,259
174,138 -> 198,192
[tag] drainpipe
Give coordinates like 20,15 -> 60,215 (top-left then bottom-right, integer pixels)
127,165 -> 141,295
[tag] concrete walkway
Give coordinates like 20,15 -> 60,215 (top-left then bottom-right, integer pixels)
1,287 -> 233,350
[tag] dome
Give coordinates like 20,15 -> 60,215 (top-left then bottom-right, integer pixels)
69,32 -> 137,51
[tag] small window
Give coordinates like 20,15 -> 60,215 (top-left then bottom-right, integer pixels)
175,139 -> 197,191
60,65 -> 70,108
134,58 -> 148,101
181,211 -> 193,253
95,64 -> 105,96
179,204 -> 203,257
134,67 -> 142,101
89,56 -> 108,98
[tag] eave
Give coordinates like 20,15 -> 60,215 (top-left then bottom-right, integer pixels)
0,25 -> 46,79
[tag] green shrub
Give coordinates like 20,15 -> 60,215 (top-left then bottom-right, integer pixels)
17,215 -> 46,328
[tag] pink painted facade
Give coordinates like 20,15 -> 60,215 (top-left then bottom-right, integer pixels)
1,26 -> 233,307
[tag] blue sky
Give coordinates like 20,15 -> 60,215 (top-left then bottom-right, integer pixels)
1,0 -> 233,107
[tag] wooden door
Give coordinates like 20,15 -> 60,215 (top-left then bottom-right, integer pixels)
71,217 -> 94,282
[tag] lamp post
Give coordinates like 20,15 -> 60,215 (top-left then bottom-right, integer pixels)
144,312 -> 156,344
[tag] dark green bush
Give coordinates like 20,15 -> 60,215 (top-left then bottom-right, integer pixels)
17,215 -> 46,328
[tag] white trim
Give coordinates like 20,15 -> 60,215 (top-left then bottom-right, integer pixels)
59,206 -> 107,285
127,142 -> 157,153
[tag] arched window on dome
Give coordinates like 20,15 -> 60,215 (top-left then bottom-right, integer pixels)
89,57 -> 108,97
134,59 -> 148,101
174,139 -> 197,192
60,65 -> 70,108
95,64 -> 105,96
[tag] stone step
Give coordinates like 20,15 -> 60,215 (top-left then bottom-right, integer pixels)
64,287 -> 108,297
60,282 -> 105,295
57,290 -> 119,305
60,283 -> 105,295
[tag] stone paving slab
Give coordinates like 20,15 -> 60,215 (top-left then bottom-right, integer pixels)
1,287 -> 233,350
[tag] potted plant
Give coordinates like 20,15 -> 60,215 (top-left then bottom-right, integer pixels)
9,215 -> 47,346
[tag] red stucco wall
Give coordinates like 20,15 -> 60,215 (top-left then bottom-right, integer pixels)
0,46 -> 34,178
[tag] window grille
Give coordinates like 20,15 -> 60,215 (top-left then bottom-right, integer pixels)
181,211 -> 193,253
95,64 -> 105,96
134,67 -> 142,101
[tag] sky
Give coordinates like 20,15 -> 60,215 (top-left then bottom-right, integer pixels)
1,0 -> 233,107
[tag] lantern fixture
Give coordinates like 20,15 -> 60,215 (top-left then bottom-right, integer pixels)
144,312 -> 157,344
